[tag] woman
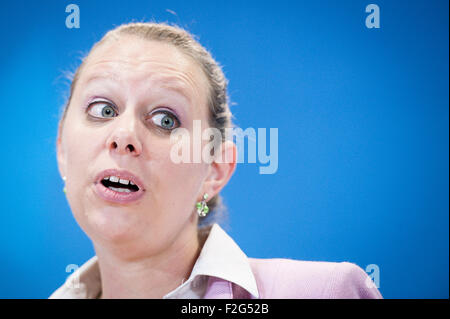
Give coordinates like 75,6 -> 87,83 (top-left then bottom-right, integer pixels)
50,22 -> 382,299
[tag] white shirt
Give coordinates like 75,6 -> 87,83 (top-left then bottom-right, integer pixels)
49,223 -> 260,299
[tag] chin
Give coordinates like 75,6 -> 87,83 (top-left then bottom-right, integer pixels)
82,206 -> 143,244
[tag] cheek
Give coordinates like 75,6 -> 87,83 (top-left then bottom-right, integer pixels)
147,138 -> 207,206
152,143 -> 202,179
67,131 -> 98,160
63,122 -> 103,184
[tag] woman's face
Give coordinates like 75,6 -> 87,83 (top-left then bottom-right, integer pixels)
57,36 -> 214,256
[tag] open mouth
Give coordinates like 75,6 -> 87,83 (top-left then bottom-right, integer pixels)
100,176 -> 140,193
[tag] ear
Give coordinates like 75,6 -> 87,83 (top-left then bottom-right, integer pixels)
56,133 -> 67,179
202,140 -> 237,199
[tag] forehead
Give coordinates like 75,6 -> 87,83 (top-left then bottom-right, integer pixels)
78,36 -> 209,106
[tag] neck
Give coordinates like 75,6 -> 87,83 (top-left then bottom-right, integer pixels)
94,225 -> 201,299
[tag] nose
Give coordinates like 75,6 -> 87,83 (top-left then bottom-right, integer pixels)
106,126 -> 142,157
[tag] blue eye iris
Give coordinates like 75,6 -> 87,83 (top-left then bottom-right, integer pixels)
87,102 -> 117,118
101,105 -> 116,117
86,101 -> 180,131
161,115 -> 174,128
151,112 -> 179,130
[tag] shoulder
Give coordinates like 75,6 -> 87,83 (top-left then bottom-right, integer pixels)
248,258 -> 382,299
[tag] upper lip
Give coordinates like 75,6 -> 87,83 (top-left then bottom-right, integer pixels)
95,169 -> 146,191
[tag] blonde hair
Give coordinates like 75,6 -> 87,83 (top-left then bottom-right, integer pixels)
58,22 -> 233,228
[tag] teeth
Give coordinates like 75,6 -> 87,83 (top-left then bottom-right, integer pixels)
108,186 -> 131,193
102,175 -> 137,187
109,176 -> 119,183
119,178 -> 130,185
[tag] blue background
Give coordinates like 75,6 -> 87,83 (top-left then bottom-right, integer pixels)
0,0 -> 448,299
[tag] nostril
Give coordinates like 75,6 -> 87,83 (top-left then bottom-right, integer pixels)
110,141 -> 138,154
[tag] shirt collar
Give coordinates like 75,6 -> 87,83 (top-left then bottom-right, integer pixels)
49,255 -> 101,299
164,223 -> 259,298
49,223 -> 259,299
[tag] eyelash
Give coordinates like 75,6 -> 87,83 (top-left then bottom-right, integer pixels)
86,101 -> 181,131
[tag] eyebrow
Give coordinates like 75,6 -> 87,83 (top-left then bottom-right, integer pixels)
82,73 -> 120,87
158,78 -> 194,105
82,73 -> 193,106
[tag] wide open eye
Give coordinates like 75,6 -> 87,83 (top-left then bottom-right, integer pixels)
87,102 -> 118,118
150,111 -> 180,130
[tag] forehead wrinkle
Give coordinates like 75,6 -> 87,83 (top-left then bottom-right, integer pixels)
119,59 -> 205,105
81,73 -> 121,89
79,60 -> 124,88
149,75 -> 198,106
82,35 -> 209,100
81,58 -> 207,110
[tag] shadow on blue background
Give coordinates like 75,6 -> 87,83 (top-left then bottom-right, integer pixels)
0,0 -> 448,298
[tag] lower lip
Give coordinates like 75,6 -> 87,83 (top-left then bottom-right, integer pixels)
93,181 -> 145,204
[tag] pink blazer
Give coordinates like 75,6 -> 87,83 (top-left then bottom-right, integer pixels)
50,224 -> 382,299
204,258 -> 382,299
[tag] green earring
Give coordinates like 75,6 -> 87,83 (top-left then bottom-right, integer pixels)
196,193 -> 209,217
63,176 -> 67,194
